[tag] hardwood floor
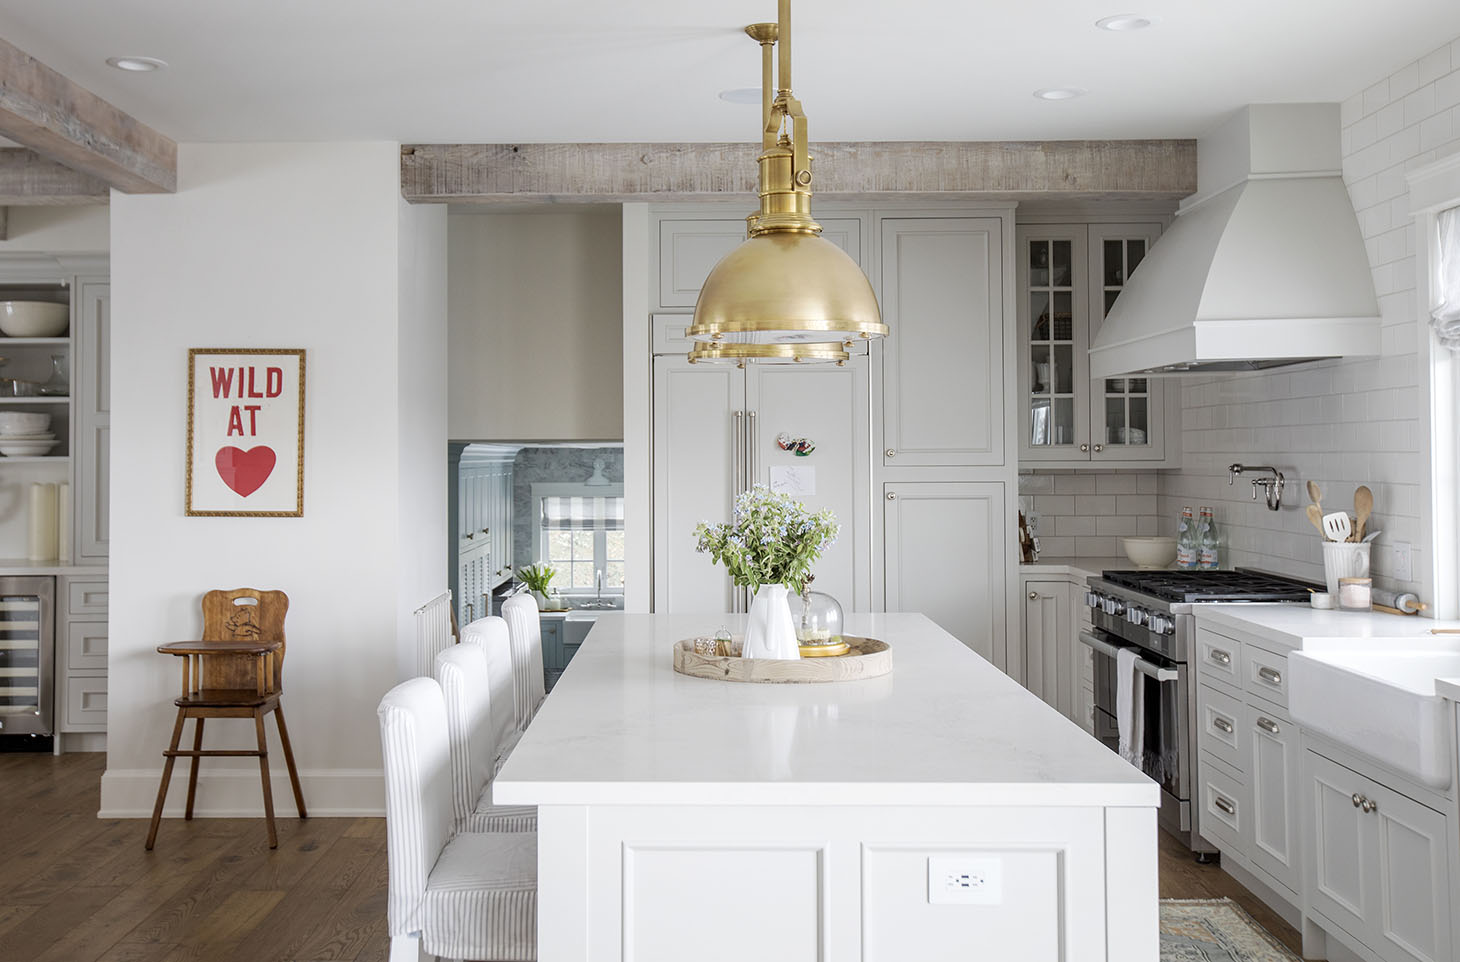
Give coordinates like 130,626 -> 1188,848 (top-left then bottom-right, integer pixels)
4,753 -> 1305,961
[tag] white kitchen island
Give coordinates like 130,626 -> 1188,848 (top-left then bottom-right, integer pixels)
493,612 -> 1159,962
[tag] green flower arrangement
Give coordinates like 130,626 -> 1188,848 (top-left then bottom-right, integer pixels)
516,563 -> 556,595
694,484 -> 839,593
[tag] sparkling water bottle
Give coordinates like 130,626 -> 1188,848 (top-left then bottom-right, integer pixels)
1198,506 -> 1219,570
1176,506 -> 1197,569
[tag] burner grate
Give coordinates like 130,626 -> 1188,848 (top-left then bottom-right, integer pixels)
1100,569 -> 1315,603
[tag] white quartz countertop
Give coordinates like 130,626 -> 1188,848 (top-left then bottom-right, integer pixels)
1019,556 -> 1128,579
1195,602 -> 1460,648
493,612 -> 1157,808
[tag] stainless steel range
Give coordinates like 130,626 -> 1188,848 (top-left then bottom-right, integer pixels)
1080,568 -> 1316,855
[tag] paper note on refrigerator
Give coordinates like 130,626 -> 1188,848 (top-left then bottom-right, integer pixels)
769,465 -> 815,496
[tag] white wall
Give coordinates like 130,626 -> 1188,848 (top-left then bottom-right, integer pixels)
102,142 -> 447,817
1160,37 -> 1460,598
447,208 -> 623,441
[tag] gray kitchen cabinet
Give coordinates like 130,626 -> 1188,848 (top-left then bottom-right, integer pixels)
1016,222 -> 1175,467
1303,744 -> 1453,962
883,481 -> 1008,668
880,217 -> 1006,468
55,574 -> 107,736
1020,578 -> 1066,701
74,279 -> 109,561
540,615 -> 565,690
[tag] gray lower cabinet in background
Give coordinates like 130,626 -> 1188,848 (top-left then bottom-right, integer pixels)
56,574 -> 108,739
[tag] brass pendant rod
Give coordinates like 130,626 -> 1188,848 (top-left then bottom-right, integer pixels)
778,0 -> 791,97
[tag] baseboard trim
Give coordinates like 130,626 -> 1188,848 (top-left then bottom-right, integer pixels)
99,767 -> 384,818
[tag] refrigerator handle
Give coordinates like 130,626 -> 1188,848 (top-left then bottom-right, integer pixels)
747,410 -> 758,488
731,410 -> 744,614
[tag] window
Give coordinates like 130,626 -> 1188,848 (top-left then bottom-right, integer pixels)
534,488 -> 625,593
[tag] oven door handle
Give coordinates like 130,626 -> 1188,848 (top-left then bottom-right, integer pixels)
1078,631 -> 1180,683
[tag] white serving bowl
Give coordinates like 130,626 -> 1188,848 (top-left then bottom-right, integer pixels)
0,301 -> 68,338
1121,536 -> 1178,569
0,411 -> 50,435
0,438 -> 56,456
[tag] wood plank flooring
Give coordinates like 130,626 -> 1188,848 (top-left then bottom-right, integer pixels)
3,753 -> 1308,961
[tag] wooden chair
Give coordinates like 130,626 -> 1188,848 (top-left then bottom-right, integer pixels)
145,588 -> 306,850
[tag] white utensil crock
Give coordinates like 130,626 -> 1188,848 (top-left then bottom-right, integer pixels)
1322,541 -> 1370,595
744,584 -> 801,660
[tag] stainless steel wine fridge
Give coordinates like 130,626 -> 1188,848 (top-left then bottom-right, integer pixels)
0,576 -> 54,740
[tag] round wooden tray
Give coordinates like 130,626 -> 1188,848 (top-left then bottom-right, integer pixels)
672,636 -> 891,684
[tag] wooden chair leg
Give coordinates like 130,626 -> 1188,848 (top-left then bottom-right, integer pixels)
184,717 -> 206,820
146,709 -> 188,850
254,708 -> 278,849
273,705 -> 307,818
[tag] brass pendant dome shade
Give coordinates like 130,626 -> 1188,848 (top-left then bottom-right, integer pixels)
685,0 -> 885,361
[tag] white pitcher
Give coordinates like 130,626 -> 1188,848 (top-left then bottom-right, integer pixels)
1322,541 -> 1370,595
743,584 -> 801,660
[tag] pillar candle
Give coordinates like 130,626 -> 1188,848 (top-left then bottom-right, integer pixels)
28,482 -> 57,562
56,481 -> 71,564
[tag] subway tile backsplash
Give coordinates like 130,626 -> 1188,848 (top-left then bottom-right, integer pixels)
1019,471 -> 1161,559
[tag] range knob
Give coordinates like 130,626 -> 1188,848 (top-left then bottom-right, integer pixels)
1103,596 -> 1126,616
1126,606 -> 1148,627
1085,591 -> 1102,609
1148,612 -> 1174,635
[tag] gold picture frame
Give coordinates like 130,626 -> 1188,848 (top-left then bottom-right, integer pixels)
185,348 -> 305,517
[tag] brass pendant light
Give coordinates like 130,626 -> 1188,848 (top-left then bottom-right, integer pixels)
685,0 -> 885,362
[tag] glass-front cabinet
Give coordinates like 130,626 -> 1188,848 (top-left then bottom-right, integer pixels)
1017,222 -> 1168,465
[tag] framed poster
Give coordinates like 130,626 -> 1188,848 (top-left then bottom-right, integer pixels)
186,348 -> 305,517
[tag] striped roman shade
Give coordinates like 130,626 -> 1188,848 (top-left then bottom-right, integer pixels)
539,495 -> 624,531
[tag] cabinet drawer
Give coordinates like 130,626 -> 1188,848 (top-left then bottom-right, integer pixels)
1195,628 -> 1241,689
1198,753 -> 1249,855
64,619 -> 108,672
1197,683 -> 1244,773
64,674 -> 107,731
67,579 -> 108,616
1242,644 -> 1289,708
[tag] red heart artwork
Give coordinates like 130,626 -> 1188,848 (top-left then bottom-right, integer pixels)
215,446 -> 277,498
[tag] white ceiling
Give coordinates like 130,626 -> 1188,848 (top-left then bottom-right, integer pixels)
0,0 -> 1457,145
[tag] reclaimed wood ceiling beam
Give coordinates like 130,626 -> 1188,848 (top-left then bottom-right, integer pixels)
402,140 -> 1196,204
0,37 -> 175,196
0,148 -> 110,205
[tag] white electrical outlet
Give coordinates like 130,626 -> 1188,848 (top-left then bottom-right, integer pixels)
928,856 -> 1003,905
1392,541 -> 1413,583
1025,510 -> 1041,535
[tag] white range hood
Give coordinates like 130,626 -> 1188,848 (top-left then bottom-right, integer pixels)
1088,104 -> 1381,378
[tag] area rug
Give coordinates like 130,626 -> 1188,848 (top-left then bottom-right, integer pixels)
1161,898 -> 1300,961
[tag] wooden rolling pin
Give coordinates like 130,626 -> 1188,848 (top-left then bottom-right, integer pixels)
1371,587 -> 1425,614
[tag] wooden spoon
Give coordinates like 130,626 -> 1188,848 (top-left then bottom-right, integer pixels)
1353,485 -> 1373,542
1305,503 -> 1326,537
1307,480 -> 1323,514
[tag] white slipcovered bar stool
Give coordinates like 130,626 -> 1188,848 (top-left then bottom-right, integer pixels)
459,616 -> 524,771
500,595 -> 547,730
434,643 -> 537,834
378,677 -> 536,962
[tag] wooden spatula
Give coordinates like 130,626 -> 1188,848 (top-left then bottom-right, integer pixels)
1353,485 -> 1373,542
1305,503 -> 1326,537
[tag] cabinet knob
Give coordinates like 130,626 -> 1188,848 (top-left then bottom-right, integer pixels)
1352,793 -> 1363,808
885,448 -> 896,459
1361,798 -> 1377,814
886,491 -> 897,501
1092,444 -> 1104,453
1028,591 -> 1039,601
1079,443 -> 1090,453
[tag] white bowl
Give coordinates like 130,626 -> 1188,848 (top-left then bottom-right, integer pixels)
1121,536 -> 1178,569
0,411 -> 50,435
0,438 -> 56,456
0,301 -> 68,338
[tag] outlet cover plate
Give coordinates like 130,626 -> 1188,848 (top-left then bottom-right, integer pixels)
928,855 -> 1003,905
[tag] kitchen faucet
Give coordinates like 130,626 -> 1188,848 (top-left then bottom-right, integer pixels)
1227,463 -> 1285,511
578,567 -> 616,609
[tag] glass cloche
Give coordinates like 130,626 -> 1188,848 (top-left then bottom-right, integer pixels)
795,581 -> 847,656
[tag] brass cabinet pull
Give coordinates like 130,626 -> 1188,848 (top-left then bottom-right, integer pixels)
1212,717 -> 1234,734
1093,444 -> 1104,453
1258,666 -> 1283,686
1214,796 -> 1236,816
1352,793 -> 1363,808
1028,591 -> 1039,601
1209,649 -> 1232,666
1256,717 -> 1280,735
1079,443 -> 1090,452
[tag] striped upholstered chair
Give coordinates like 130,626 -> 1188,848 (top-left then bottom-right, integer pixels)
500,594 -> 547,730
459,616 -> 524,771
434,643 -> 537,834
377,677 -> 536,962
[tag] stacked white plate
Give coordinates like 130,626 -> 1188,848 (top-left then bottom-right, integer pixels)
0,411 -> 55,455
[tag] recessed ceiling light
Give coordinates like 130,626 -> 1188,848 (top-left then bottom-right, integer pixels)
718,87 -> 762,105
1033,87 -> 1087,101
1095,14 -> 1153,31
106,56 -> 168,72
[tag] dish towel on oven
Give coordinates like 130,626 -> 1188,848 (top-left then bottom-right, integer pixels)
1116,647 -> 1145,768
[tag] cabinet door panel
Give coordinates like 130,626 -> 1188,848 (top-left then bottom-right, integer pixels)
1307,751 -> 1370,937
1245,704 -> 1299,892
883,481 -> 1006,666
76,280 -> 109,560
747,359 -> 871,611
1370,779 -> 1450,962
652,358 -> 745,613
657,217 -> 864,310
1018,227 -> 1090,461
880,218 -> 1004,467
1021,580 -> 1064,699
1087,225 -> 1164,462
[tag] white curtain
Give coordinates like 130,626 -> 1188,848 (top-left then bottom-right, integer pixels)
1433,206 -> 1460,350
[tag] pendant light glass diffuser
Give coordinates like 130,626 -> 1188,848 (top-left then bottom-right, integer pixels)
686,3 -> 885,359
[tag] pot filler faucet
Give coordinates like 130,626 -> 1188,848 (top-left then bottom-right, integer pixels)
1228,463 -> 1285,511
